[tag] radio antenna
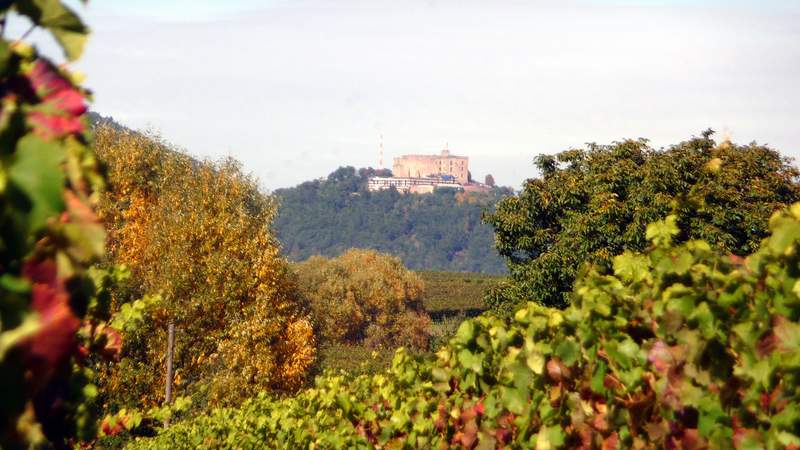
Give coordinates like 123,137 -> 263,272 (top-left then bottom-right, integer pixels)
379,133 -> 384,168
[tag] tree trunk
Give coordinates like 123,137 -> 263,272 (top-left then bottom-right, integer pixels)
164,321 -> 175,428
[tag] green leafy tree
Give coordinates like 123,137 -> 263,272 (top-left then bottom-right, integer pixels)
484,131 -> 800,310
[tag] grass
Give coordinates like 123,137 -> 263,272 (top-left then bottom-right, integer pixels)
313,271 -> 507,375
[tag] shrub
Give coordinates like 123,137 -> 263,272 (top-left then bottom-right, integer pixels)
484,133 -> 800,311
295,249 -> 431,350
126,205 -> 800,449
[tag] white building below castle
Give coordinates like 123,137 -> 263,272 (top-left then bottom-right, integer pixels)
367,175 -> 461,194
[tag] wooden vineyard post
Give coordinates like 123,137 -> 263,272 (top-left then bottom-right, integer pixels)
164,321 -> 175,428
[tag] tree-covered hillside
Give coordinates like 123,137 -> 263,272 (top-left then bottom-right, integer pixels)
274,167 -> 511,274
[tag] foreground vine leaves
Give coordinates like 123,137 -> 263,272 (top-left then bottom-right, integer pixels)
0,1 -> 125,447
129,204 -> 800,449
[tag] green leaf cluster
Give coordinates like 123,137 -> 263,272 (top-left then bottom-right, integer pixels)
126,204 -> 800,449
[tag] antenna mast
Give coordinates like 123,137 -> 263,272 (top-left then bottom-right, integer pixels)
379,133 -> 384,168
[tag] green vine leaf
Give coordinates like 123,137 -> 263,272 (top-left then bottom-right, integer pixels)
8,134 -> 64,234
14,0 -> 88,61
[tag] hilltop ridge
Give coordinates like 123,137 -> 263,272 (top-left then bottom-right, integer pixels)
274,166 -> 512,273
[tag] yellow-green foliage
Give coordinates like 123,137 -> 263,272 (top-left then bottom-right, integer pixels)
127,205 -> 800,449
296,249 -> 431,350
94,127 -> 315,407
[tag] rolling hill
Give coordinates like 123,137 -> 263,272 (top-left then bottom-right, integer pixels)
273,167 -> 511,273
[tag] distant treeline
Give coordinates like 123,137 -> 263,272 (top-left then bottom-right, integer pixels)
274,167 -> 512,274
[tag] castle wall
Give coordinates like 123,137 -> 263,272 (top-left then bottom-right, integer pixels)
392,150 -> 469,184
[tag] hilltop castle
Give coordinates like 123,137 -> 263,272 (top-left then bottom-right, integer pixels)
368,149 -> 488,194
392,150 -> 469,184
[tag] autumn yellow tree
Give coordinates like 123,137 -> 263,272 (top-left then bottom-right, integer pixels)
94,126 -> 315,408
295,249 -> 431,350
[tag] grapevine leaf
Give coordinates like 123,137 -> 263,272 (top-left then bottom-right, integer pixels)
555,339 -> 580,366
14,0 -> 88,61
768,218 -> 800,254
646,215 -> 679,247
500,386 -> 527,415
536,425 -> 565,450
613,251 -> 650,283
8,134 -> 65,234
458,348 -> 483,374
591,361 -> 607,394
526,351 -> 545,375
774,316 -> 800,353
455,320 -> 477,344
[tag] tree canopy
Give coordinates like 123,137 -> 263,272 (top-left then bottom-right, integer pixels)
295,249 -> 431,350
94,126 -> 316,407
484,131 -> 800,310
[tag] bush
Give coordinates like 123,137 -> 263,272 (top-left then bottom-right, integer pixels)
126,205 -> 800,449
484,133 -> 800,311
295,249 -> 431,350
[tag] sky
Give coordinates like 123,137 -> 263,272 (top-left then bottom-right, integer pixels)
18,0 -> 800,190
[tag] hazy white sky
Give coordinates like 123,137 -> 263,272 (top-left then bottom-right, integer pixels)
26,0 -> 800,190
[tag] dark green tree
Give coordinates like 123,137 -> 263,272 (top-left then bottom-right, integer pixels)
484,131 -> 800,311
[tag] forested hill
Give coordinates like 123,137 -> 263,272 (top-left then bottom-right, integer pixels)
88,111 -> 128,131
273,167 -> 512,273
